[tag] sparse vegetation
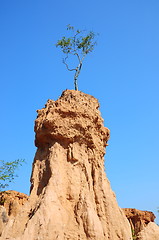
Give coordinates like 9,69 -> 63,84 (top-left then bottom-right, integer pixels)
0,159 -> 24,190
56,24 -> 98,90
132,229 -> 137,240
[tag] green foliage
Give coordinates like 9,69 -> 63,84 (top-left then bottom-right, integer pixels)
56,24 -> 98,90
0,159 -> 24,190
56,25 -> 96,56
131,229 -> 137,240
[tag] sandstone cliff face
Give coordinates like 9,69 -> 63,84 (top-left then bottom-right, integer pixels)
137,222 -> 159,240
123,208 -> 159,240
0,90 -> 132,240
0,191 -> 28,217
123,208 -> 155,235
0,191 -> 28,236
0,206 -> 8,236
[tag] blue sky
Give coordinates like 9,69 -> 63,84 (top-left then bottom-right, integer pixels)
1,0 -> 159,223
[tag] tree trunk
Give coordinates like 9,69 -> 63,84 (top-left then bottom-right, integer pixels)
74,78 -> 78,90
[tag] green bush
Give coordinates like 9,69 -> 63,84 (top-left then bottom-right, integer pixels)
0,159 -> 24,190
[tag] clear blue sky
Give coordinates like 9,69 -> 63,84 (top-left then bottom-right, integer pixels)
1,0 -> 159,223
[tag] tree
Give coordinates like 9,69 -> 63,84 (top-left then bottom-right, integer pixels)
56,25 -> 97,90
0,159 -> 24,190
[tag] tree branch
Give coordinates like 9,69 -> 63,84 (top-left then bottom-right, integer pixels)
63,56 -> 76,71
74,52 -> 81,63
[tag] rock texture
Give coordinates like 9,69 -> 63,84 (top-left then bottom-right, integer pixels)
137,222 -> 159,240
0,191 -> 28,236
0,90 -> 132,240
0,206 -> 8,236
123,208 -> 159,240
0,191 -> 28,217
